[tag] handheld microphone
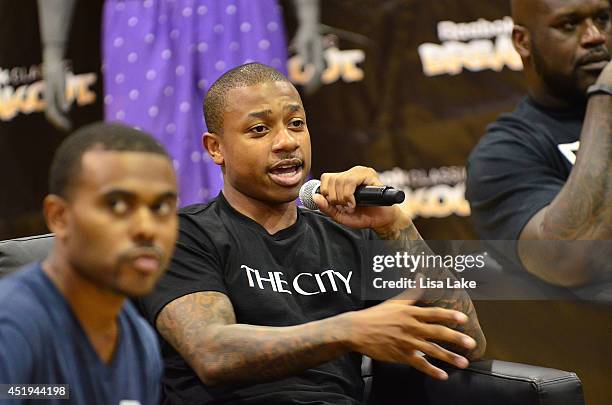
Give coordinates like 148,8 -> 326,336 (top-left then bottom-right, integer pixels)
299,179 -> 405,210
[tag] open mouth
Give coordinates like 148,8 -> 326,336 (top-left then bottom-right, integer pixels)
268,159 -> 304,187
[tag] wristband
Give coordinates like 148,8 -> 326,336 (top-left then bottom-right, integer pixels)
587,83 -> 612,98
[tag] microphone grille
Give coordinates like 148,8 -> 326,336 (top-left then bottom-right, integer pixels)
299,180 -> 320,210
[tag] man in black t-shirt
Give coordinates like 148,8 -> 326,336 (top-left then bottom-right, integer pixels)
466,0 -> 611,287
140,63 -> 486,404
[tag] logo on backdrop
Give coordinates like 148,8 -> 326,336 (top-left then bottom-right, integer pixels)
379,166 -> 470,219
242,264 -> 353,296
417,16 -> 522,76
0,63 -> 97,122
289,35 -> 365,85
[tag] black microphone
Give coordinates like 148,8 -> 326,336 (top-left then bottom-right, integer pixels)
299,179 -> 405,210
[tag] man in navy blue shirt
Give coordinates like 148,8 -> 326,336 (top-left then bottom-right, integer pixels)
0,122 -> 178,404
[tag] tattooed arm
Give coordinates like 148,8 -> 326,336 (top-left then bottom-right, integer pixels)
313,166 -> 486,360
376,218 -> 487,360
518,63 -> 612,287
156,291 -> 348,386
156,289 -> 477,385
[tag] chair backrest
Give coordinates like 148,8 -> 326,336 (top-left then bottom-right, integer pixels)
0,234 -> 55,278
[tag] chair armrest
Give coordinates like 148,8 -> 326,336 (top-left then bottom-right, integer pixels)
368,359 -> 583,405
0,234 -> 54,277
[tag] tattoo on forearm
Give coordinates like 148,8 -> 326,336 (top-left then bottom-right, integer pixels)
204,322 -> 347,384
156,292 -> 236,372
156,292 -> 348,385
380,224 -> 486,358
546,97 -> 612,239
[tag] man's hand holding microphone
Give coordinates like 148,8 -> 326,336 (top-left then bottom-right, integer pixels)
299,165 -> 485,379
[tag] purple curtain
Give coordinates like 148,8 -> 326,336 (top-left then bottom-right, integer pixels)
102,0 -> 288,206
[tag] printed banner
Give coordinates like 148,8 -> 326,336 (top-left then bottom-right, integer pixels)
0,0 -> 104,239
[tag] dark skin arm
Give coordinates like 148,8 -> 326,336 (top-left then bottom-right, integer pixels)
156,290 -> 475,386
315,166 -> 486,360
518,62 -> 612,287
375,223 -> 486,360
156,291 -> 348,386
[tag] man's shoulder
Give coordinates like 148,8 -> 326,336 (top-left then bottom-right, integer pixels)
469,97 -> 555,164
179,197 -> 219,220
0,265 -> 50,319
0,265 -> 58,351
177,197 -> 228,235
483,98 -> 541,140
176,197 -> 243,255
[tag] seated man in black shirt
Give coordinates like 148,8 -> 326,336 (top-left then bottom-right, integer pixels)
140,62 -> 486,404
466,0 -> 611,287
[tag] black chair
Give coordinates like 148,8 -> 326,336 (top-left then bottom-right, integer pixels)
366,359 -> 583,405
0,235 -> 585,405
0,234 -> 54,277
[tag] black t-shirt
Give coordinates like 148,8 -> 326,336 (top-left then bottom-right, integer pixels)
140,193 -> 376,404
465,96 -> 583,269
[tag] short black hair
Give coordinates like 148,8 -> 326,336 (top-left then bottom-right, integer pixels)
49,122 -> 170,198
203,62 -> 291,134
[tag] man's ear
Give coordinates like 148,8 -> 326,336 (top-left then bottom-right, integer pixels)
202,132 -> 224,166
43,194 -> 69,240
512,25 -> 531,59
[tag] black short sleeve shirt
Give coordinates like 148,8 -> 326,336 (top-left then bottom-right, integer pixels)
140,193 -> 377,404
466,96 -> 583,269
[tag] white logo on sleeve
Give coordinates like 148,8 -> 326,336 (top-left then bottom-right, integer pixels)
558,141 -> 580,165
119,401 -> 142,405
241,264 -> 352,295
